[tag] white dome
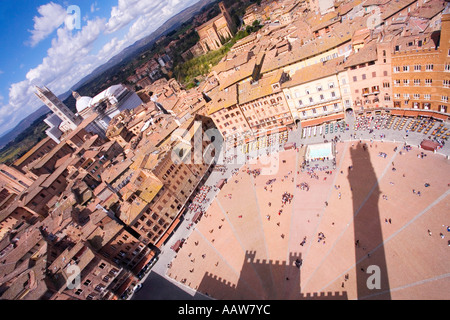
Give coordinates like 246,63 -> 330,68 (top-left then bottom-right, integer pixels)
76,96 -> 92,113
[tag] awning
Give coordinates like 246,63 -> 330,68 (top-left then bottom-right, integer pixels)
432,113 -> 448,121
419,112 -> 431,117
404,110 -> 420,117
155,233 -> 170,248
170,217 -> 181,233
301,113 -> 344,127
420,140 -> 440,151
390,109 -> 405,116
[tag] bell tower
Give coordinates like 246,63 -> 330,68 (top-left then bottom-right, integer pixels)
35,86 -> 81,130
219,1 -> 235,33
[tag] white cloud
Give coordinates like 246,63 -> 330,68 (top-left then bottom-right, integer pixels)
105,0 -> 179,34
1,0 -> 201,136
27,2 -> 68,47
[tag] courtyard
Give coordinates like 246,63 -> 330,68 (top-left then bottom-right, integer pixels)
164,138 -> 449,300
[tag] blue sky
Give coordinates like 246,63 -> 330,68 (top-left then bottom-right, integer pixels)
0,0 -> 201,137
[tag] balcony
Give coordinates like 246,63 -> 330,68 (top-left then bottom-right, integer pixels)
371,86 -> 380,94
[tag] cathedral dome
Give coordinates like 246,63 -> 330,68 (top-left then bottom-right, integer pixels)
76,96 -> 92,113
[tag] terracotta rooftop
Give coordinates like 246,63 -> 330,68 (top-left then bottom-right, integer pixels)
218,56 -> 257,90
100,158 -> 133,184
237,71 -> 283,105
343,40 -> 378,67
282,57 -> 346,88
381,0 -> 418,20
207,84 -> 238,115
409,0 -> 446,19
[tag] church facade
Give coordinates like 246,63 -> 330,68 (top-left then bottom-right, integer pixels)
196,2 -> 235,53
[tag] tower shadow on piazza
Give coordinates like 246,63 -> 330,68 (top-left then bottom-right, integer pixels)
162,139 -> 450,301
195,250 -> 348,300
193,143 -> 390,300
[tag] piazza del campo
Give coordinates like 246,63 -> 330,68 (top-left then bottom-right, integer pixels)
0,0 -> 449,303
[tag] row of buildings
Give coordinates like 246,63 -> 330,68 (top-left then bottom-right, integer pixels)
0,0 -> 449,300
0,73 -> 218,299
199,0 -> 450,145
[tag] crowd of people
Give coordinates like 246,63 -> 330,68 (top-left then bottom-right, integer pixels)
281,192 -> 293,205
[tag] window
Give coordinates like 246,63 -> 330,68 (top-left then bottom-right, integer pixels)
331,91 -> 336,98
442,96 -> 449,103
312,108 -> 317,114
383,71 -> 388,76
372,72 -> 376,78
323,106 -> 327,112
403,79 -> 409,86
298,100 -> 303,106
394,79 -> 401,86
403,94 -> 410,99
414,79 -> 420,86
425,64 -> 434,71
424,94 -> 431,100
320,94 -> 324,101
316,85 -> 322,92
445,64 -> 450,72
353,76 -> 357,82
425,79 -> 432,86
393,66 -> 400,73
403,66 -> 409,72
383,82 -> 390,88
362,74 -> 366,80
413,94 -> 420,99
414,64 -> 421,71
444,80 -> 450,88
328,82 -> 335,89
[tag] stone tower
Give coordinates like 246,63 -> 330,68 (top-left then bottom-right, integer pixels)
35,86 -> 80,131
219,1 -> 235,33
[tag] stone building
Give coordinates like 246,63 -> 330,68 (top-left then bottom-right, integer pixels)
196,2 -> 235,53
391,13 -> 450,117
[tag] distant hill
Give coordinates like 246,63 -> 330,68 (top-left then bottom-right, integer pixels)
71,0 -> 217,92
0,89 -> 74,150
0,0 -> 216,150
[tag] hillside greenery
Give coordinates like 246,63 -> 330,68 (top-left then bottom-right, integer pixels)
0,0 -> 257,165
0,115 -> 49,165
